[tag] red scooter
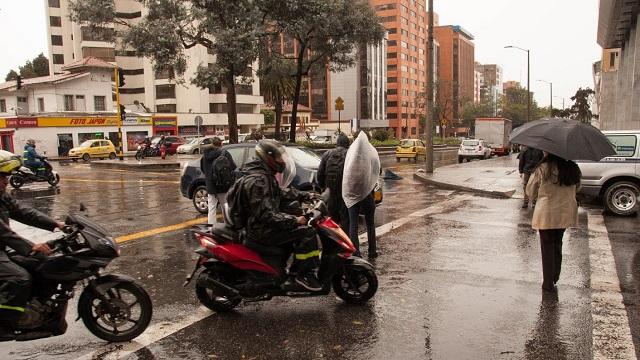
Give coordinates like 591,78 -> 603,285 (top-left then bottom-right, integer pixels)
185,193 -> 378,312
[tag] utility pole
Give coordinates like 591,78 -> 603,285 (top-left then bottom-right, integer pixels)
114,67 -> 124,161
505,45 -> 531,122
425,0 -> 434,173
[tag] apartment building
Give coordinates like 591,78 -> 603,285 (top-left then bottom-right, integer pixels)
434,25 -> 475,136
372,0 -> 434,138
44,0 -> 264,137
475,63 -> 503,102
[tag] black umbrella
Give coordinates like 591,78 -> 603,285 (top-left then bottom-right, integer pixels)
509,118 -> 616,161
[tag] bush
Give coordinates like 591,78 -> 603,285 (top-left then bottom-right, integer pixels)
371,129 -> 390,142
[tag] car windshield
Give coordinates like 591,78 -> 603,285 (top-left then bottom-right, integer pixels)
463,140 -> 479,146
186,138 -> 200,145
80,140 -> 94,147
400,140 -> 415,147
285,147 -> 321,168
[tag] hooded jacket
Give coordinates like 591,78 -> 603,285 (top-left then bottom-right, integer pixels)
200,147 -> 236,194
23,144 -> 44,166
238,160 -> 308,244
518,147 -> 544,174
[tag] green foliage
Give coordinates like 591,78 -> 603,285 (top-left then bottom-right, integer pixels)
433,137 -> 462,146
261,109 -> 275,126
370,139 -> 400,147
569,87 -> 596,123
5,53 -> 49,81
500,84 -> 545,128
258,53 -> 297,138
371,129 -> 390,142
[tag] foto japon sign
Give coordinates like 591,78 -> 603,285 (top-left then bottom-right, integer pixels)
38,117 -> 119,127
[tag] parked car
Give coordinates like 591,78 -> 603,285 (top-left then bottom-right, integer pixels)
395,139 -> 426,162
151,136 -> 184,155
68,139 -> 117,161
578,130 -> 640,216
177,136 -> 220,155
180,143 -> 383,214
457,139 -> 492,162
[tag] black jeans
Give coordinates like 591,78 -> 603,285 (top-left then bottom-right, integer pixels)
539,229 -> 565,288
248,226 -> 319,277
0,260 -> 32,327
348,194 -> 376,257
327,191 -> 349,233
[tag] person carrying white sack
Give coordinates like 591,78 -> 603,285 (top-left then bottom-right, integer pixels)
342,132 -> 381,259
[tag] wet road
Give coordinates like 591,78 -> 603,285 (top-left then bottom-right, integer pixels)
2,153 -> 638,359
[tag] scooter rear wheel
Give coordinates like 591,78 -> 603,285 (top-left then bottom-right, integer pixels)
195,271 -> 241,312
9,175 -> 24,189
47,173 -> 60,186
332,264 -> 378,304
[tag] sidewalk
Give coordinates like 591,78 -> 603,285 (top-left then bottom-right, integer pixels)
414,154 -> 523,198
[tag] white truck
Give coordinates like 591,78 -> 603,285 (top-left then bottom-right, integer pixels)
474,118 -> 513,156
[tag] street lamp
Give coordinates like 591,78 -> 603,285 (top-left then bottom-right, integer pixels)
538,79 -> 553,115
403,101 -> 409,138
505,45 -> 530,122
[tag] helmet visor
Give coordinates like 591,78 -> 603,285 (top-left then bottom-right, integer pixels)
276,150 -> 296,189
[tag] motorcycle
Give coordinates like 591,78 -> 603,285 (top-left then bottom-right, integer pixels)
2,213 -> 153,342
10,158 -> 60,189
134,143 -> 159,160
185,192 -> 378,312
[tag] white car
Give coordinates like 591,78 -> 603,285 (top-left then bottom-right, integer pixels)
176,136 -> 219,155
458,139 -> 492,162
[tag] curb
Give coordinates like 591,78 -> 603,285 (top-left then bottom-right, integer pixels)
413,171 -> 516,199
90,161 -> 180,172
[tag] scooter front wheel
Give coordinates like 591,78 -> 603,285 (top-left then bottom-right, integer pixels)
47,173 -> 60,186
332,263 -> 378,304
9,175 -> 24,189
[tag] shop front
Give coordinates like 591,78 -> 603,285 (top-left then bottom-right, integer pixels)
153,117 -> 178,136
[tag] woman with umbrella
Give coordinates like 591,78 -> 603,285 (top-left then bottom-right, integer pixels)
510,118 -> 615,293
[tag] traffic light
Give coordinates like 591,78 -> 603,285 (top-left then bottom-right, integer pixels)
117,69 -> 125,87
119,104 -> 126,121
16,75 -> 22,90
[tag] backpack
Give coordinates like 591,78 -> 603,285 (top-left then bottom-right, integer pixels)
211,151 -> 234,193
224,173 -> 256,230
324,149 -> 346,192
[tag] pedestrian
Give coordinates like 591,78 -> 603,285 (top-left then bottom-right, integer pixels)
317,134 -> 350,232
342,132 -> 381,260
526,152 -> 581,293
519,145 -> 544,208
201,137 -> 236,225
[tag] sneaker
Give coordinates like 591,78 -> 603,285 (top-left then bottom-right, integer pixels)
295,273 -> 323,292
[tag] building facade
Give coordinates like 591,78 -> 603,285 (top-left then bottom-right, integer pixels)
596,0 -> 640,130
44,0 -> 264,137
474,69 -> 482,103
503,80 -> 521,92
475,63 -> 503,102
371,0 -> 433,138
434,25 -> 475,136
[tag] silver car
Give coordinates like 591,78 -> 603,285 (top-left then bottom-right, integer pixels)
176,136 -> 219,155
578,130 -> 639,216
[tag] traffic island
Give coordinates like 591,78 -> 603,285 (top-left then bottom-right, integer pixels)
90,159 -> 181,172
413,155 -> 522,199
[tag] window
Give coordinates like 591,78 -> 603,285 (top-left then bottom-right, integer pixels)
387,40 -> 397,47
121,68 -> 144,75
606,135 -> 637,157
401,29 -> 409,37
402,78 -> 409,84
380,16 -> 397,23
155,67 -> 174,79
237,104 -> 254,113
387,89 -> 397,95
155,84 -> 176,99
401,17 -> 409,25
387,28 -> 397,34
0,99 -> 6,112
401,65 -> 408,72
210,103 -> 226,113
82,47 -> 115,62
48,0 -> 60,7
119,88 -> 145,94
64,95 -> 75,111
156,104 -> 176,113
53,54 -> 64,64
375,3 -> 396,11
236,84 -> 253,95
387,77 -> 397,83
401,41 -> 408,49
94,96 -> 106,111
37,98 -> 45,112
226,148 -> 245,166
387,52 -> 397,59
17,97 -> 27,103
411,127 -> 417,135
388,64 -> 397,71
81,27 -> 115,42
50,16 -> 62,27
51,35 -> 63,46
387,101 -> 398,107
401,5 -> 408,13
387,113 -> 398,119
209,103 -> 255,114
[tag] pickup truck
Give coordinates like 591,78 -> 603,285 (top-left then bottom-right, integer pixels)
577,130 -> 639,216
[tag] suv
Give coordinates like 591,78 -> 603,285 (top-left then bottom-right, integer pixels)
458,139 -> 492,163
578,130 -> 639,216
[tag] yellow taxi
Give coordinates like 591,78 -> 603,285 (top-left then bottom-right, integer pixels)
395,139 -> 426,162
68,139 -> 117,161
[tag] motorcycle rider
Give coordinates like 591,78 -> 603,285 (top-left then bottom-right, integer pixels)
234,140 -> 322,291
23,140 -> 45,175
0,151 -> 65,338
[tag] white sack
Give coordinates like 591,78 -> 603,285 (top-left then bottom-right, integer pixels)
342,132 -> 380,208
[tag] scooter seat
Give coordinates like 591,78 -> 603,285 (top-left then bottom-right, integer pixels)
210,223 -> 241,243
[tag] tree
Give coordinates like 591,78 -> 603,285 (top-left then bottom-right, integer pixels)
266,0 -> 385,142
258,50 -> 296,141
5,53 -> 50,81
261,109 -> 275,126
569,87 -> 596,123
69,0 -> 268,144
500,84 -> 545,128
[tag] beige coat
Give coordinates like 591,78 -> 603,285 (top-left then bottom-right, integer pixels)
525,162 -> 579,230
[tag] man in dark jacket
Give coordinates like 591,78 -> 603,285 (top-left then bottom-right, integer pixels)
200,138 -> 236,225
518,145 -> 544,208
234,140 -> 321,291
317,134 -> 350,231
23,139 -> 45,173
0,151 -> 64,336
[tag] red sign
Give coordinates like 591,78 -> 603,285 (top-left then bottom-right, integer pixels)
6,118 -> 37,128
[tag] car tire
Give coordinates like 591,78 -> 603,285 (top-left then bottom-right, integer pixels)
458,156 -> 463,163
82,153 -> 90,162
109,152 -> 116,160
396,157 -> 400,162
192,185 -> 209,214
603,181 -> 640,216
193,148 -> 200,155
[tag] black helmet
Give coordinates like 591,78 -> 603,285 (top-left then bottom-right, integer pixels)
255,139 -> 286,173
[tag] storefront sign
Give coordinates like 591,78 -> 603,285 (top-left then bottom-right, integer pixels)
38,117 -> 119,127
123,116 -> 152,126
153,117 -> 177,127
6,118 -> 38,128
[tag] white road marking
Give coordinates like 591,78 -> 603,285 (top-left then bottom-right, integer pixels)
587,211 -> 636,359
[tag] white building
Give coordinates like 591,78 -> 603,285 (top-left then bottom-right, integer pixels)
474,69 -> 482,103
0,57 -> 156,156
44,0 -> 264,136
328,38 -> 388,131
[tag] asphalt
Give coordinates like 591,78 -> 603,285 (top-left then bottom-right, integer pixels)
1,152 -> 638,360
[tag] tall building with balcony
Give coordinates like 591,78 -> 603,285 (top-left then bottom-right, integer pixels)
475,63 -> 503,102
44,0 -> 264,136
371,0 -> 435,138
434,25 -> 475,136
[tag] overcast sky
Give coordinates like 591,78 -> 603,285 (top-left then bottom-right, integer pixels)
1,0 -> 601,108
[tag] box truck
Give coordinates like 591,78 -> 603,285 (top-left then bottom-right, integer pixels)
474,118 -> 513,156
